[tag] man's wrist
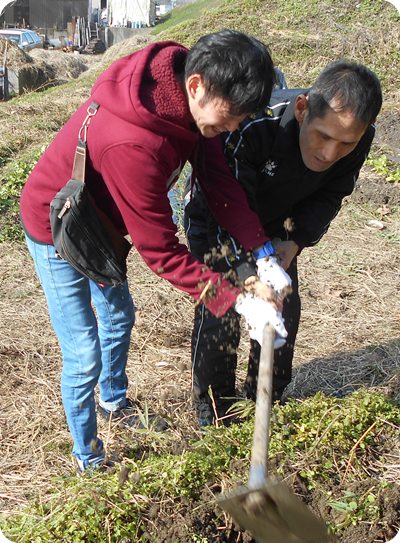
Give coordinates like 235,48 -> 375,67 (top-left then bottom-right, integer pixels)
253,241 -> 275,260
235,293 -> 245,305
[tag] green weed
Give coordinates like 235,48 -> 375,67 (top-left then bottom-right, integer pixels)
367,154 -> 400,183
0,145 -> 47,241
328,483 -> 389,532
1,389 -> 398,542
0,145 -> 46,205
269,390 -> 400,486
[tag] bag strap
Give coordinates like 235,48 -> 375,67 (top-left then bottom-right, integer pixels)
68,101 -> 132,262
71,102 -> 99,183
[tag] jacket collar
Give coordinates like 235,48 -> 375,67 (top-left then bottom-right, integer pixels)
271,92 -> 304,164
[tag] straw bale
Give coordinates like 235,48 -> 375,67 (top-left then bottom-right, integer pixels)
20,58 -> 55,79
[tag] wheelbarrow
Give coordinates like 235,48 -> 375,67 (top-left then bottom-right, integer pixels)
218,324 -> 333,543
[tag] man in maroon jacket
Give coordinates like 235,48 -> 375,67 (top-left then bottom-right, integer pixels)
20,29 -> 287,472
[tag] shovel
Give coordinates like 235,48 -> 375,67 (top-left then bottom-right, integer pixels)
218,324 -> 332,543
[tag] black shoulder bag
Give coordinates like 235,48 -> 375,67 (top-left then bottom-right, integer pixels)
50,102 -> 132,287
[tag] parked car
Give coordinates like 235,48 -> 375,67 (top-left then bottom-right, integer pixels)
0,29 -> 43,52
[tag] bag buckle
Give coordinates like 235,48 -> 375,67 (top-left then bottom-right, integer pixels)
79,102 -> 99,143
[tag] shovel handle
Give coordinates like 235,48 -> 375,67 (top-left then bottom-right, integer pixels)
248,323 -> 275,490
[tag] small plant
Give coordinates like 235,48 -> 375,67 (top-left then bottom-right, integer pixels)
0,145 -> 47,206
367,154 -> 400,183
168,162 -> 192,230
328,485 -> 387,531
0,145 -> 47,241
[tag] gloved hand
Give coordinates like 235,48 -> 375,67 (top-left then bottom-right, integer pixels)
253,241 -> 291,294
256,256 -> 292,295
235,293 -> 287,349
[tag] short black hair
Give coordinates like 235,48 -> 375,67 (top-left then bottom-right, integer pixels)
307,60 -> 382,126
185,29 -> 275,117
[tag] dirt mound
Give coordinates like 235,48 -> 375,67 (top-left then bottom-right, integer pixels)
79,33 -> 156,78
0,36 -> 90,86
0,36 -> 34,69
102,34 -> 155,64
29,49 -> 89,80
0,33 -> 154,88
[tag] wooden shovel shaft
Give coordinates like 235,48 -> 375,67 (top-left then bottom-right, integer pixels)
248,323 -> 275,490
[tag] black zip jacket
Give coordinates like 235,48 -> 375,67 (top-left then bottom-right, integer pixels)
222,88 -> 375,250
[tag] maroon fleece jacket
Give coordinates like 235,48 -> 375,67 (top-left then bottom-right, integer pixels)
20,41 -> 268,316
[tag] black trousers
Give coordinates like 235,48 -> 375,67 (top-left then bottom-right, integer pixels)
185,198 -> 301,417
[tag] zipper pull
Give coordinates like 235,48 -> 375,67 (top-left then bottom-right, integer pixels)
58,199 -> 71,219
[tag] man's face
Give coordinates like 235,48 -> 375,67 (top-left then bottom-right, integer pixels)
186,75 -> 246,138
294,95 -> 368,172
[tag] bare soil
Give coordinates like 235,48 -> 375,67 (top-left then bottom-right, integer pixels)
0,60 -> 400,543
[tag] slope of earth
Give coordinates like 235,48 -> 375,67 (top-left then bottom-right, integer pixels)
0,0 -> 400,541
0,123 -> 399,542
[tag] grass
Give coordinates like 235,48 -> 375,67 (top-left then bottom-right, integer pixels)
1,390 -> 398,542
154,0 -> 400,91
0,0 -> 400,541
152,0 -> 226,35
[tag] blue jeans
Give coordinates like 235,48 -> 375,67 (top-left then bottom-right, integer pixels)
25,237 -> 135,468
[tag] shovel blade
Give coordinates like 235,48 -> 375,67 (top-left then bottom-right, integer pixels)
218,477 -> 332,543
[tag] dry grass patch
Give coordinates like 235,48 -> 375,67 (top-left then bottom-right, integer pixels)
1,170 -> 399,518
288,170 -> 400,401
29,50 -> 90,81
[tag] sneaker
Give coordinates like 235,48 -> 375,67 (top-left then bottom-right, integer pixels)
98,398 -> 168,431
195,397 -> 215,427
76,456 -> 110,475
195,397 -> 240,428
198,415 -> 214,427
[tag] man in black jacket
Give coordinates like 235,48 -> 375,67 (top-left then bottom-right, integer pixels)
185,60 -> 382,426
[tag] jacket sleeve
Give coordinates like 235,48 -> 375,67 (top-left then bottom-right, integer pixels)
289,128 -> 374,250
99,142 -> 241,317
194,135 -> 268,252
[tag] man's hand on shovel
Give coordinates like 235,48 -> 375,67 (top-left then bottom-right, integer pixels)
256,254 -> 292,298
235,294 -> 287,349
237,246 -> 292,349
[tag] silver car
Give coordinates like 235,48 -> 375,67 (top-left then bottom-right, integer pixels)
0,29 -> 43,52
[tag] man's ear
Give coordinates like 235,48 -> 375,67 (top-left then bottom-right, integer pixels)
294,94 -> 309,124
186,73 -> 203,99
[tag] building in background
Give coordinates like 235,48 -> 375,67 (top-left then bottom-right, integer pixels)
0,0 -> 90,29
1,0 -> 155,29
107,0 -> 156,28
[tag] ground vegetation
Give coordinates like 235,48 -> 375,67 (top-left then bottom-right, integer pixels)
0,1 -> 399,541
